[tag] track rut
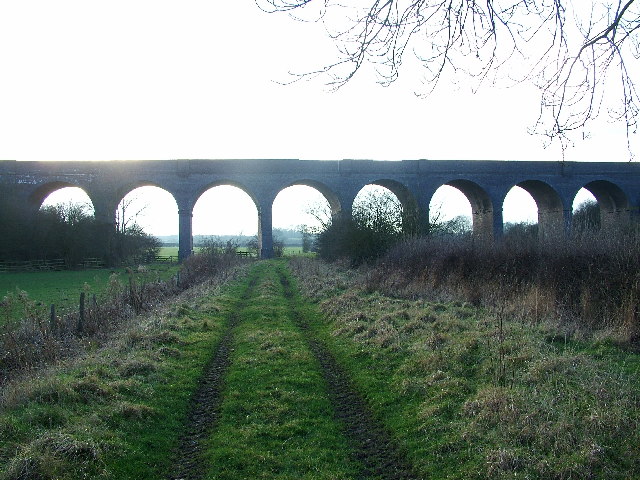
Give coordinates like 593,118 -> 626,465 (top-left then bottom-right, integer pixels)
168,263 -> 420,479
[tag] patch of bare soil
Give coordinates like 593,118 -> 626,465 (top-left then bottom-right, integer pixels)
279,271 -> 420,480
167,279 -> 255,480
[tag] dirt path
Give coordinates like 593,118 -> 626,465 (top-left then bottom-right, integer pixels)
278,268 -> 419,480
168,263 -> 418,479
167,276 -> 256,480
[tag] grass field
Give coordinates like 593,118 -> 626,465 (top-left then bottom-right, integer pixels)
2,259 -> 638,478
0,264 -> 179,324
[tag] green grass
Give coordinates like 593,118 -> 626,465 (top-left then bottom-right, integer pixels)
204,262 -> 360,479
157,246 -> 180,257
0,269 -> 114,307
0,262 -> 360,479
0,275 -> 232,480
4,258 -> 637,479
288,257 -> 640,479
0,264 -> 180,325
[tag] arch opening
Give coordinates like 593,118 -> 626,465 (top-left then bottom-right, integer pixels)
436,180 -> 493,239
40,186 -> 95,218
364,180 -> 420,234
353,184 -> 404,234
429,185 -> 472,235
572,188 -> 600,232
192,185 -> 259,252
577,180 -> 630,231
21,186 -> 102,265
502,185 -> 538,239
116,186 -> 178,237
509,181 -> 564,241
272,184 -> 332,255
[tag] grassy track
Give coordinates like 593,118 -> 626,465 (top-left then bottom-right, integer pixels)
1,261 -> 417,479
6,258 -> 635,479
288,257 -> 640,479
200,262 -> 364,479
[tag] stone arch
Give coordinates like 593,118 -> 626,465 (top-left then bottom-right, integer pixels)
283,180 -> 342,217
361,179 -> 420,234
114,183 -> 179,235
578,180 -> 630,229
270,181 -> 340,255
428,185 -> 473,234
28,181 -> 91,210
114,180 -> 178,207
272,180 -> 339,232
511,180 -> 565,240
437,180 -> 494,239
192,182 -> 259,233
193,180 -> 259,209
190,180 -> 262,258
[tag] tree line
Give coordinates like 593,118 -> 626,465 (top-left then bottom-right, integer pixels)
0,198 -> 159,266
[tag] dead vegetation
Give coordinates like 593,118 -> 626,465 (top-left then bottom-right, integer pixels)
0,249 -> 247,385
364,230 -> 640,347
288,255 -> 640,479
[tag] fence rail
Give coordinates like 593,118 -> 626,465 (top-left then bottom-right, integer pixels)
80,258 -> 106,269
0,259 -> 66,272
0,254 -> 180,273
154,255 -> 177,263
0,258 -> 106,272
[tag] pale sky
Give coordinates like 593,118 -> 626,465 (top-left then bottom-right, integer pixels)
3,1 -> 625,235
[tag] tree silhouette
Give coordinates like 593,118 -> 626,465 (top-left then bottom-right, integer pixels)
259,0 -> 639,151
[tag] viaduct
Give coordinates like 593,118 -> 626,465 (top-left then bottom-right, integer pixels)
0,159 -> 638,259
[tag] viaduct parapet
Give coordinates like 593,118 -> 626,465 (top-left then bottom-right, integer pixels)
0,159 -> 638,259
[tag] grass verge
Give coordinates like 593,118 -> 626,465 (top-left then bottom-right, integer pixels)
203,261 -> 362,479
289,257 -> 640,479
0,268 -> 242,480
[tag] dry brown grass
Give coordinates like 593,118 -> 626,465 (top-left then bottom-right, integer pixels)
288,256 -> 640,479
0,251 -> 249,386
364,231 -> 640,346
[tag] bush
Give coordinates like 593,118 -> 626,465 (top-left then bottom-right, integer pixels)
366,228 -> 640,342
0,199 -> 160,266
112,223 -> 161,265
315,189 -> 405,265
179,238 -> 247,288
573,199 -> 600,232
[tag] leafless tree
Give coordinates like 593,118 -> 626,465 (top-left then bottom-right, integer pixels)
115,195 -> 149,235
257,0 -> 639,154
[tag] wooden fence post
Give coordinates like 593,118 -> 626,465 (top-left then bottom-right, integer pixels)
50,304 -> 56,333
78,292 -> 85,333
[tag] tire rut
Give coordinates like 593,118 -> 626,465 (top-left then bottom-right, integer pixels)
167,277 -> 257,480
278,269 -> 420,480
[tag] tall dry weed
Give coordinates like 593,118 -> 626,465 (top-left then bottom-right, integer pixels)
0,249 -> 248,385
369,229 -> 640,344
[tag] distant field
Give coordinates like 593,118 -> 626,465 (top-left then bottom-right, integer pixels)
0,264 -> 179,323
160,246 -> 313,257
158,246 -> 180,258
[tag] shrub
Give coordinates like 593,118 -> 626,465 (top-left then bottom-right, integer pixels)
366,228 -> 640,342
178,238 -> 247,288
0,198 -> 160,266
315,188 -> 405,265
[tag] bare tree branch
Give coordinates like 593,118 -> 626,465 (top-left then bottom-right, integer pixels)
258,0 -> 639,156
